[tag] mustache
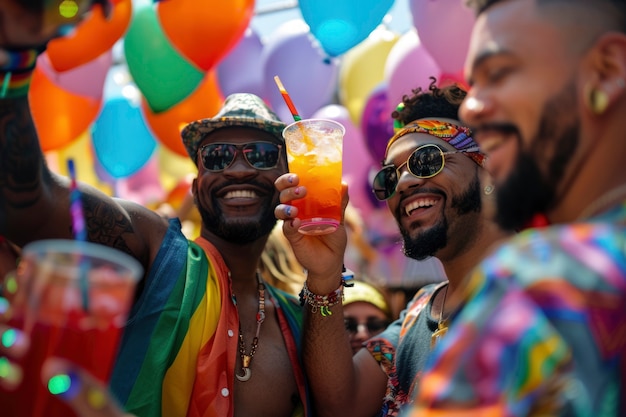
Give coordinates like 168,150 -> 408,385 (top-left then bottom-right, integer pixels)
394,187 -> 446,219
471,122 -> 520,138
213,179 -> 276,196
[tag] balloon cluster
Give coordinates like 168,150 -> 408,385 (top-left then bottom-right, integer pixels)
32,0 -> 476,247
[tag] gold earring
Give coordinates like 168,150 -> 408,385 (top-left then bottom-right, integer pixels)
587,87 -> 609,115
484,185 -> 494,195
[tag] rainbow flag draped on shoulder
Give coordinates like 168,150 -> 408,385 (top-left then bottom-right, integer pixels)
110,219 -> 310,417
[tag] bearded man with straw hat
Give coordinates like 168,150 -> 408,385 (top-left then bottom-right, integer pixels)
0,11 -> 314,412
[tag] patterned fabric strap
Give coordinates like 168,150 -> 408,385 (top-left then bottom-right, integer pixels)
1,47 -> 44,98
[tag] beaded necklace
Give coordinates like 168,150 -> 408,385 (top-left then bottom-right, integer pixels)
236,273 -> 266,382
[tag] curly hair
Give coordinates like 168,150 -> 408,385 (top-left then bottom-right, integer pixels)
391,77 -> 467,126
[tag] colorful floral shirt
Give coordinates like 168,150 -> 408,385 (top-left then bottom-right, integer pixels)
366,282 -> 447,416
408,201 -> 626,417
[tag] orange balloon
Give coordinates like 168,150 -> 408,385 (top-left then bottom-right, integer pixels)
29,65 -> 102,152
142,71 -> 223,157
47,0 -> 132,72
157,0 -> 254,71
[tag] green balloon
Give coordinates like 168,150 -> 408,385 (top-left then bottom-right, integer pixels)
123,1 -> 204,113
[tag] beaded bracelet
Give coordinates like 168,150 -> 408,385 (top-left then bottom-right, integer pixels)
0,47 -> 45,98
299,266 -> 354,317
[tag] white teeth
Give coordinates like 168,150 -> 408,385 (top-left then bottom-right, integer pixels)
224,190 -> 257,199
405,199 -> 437,216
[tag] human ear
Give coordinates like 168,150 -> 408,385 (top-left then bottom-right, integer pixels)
583,33 -> 626,115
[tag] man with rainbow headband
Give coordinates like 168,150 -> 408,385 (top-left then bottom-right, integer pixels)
0,3 -> 312,414
274,80 -> 512,417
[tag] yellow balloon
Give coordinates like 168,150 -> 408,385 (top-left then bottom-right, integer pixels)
338,27 -> 399,126
50,131 -> 114,196
157,144 -> 198,193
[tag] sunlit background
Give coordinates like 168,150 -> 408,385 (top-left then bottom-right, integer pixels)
37,0 -> 476,291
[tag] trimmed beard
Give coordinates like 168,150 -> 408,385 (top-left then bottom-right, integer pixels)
401,173 -> 482,260
197,189 -> 279,245
495,83 -> 579,231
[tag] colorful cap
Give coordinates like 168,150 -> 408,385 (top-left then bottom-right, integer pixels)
181,93 -> 286,161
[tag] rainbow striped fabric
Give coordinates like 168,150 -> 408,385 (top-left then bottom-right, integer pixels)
409,201 -> 626,416
109,220 -> 310,417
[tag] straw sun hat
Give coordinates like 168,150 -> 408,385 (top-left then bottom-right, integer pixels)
181,93 -> 287,162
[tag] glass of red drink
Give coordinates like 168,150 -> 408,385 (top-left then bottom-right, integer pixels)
1,239 -> 142,417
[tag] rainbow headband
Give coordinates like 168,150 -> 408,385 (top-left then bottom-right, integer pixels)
385,119 -> 486,167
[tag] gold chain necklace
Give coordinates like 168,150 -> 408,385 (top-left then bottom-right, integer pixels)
430,283 -> 449,349
577,183 -> 626,220
236,273 -> 265,382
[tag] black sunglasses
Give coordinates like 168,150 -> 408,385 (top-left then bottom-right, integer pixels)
344,318 -> 390,335
371,143 -> 480,201
198,142 -> 283,172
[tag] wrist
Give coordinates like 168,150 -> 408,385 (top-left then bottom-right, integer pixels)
1,47 -> 45,98
299,266 -> 354,317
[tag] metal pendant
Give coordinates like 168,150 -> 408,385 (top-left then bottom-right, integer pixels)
236,367 -> 251,382
430,323 -> 448,349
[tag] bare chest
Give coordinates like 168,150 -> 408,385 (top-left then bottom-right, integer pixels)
233,299 -> 301,417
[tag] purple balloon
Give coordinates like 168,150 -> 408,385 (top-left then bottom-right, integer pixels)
262,20 -> 339,123
361,84 -> 394,164
217,28 -> 265,98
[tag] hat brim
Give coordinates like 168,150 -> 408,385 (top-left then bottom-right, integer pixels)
181,117 -> 287,162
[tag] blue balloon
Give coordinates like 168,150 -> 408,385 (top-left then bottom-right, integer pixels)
299,0 -> 394,57
91,97 -> 157,179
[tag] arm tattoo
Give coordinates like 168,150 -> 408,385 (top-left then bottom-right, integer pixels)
0,98 -> 49,232
81,193 -> 135,257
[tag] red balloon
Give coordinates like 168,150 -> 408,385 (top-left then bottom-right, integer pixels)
142,71 -> 223,157
47,0 -> 132,72
157,0 -> 254,71
29,66 -> 102,152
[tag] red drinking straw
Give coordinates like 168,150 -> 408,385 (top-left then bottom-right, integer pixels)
274,75 -> 302,122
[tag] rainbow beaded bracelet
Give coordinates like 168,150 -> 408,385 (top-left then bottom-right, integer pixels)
1,47 -> 44,98
299,266 -> 354,316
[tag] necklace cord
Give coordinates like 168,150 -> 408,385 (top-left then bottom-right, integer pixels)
577,183 -> 626,220
236,273 -> 265,382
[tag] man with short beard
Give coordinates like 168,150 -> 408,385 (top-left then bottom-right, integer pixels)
405,0 -> 626,416
0,12 -> 313,412
274,80 -> 512,417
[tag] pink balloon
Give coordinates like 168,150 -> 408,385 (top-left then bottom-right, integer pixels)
115,153 -> 165,206
312,104 -> 377,218
384,28 -> 441,108
37,51 -> 112,99
410,0 -> 475,74
217,28 -> 265,98
262,20 -> 339,122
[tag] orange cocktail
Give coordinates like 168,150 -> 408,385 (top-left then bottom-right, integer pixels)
283,119 -> 345,235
